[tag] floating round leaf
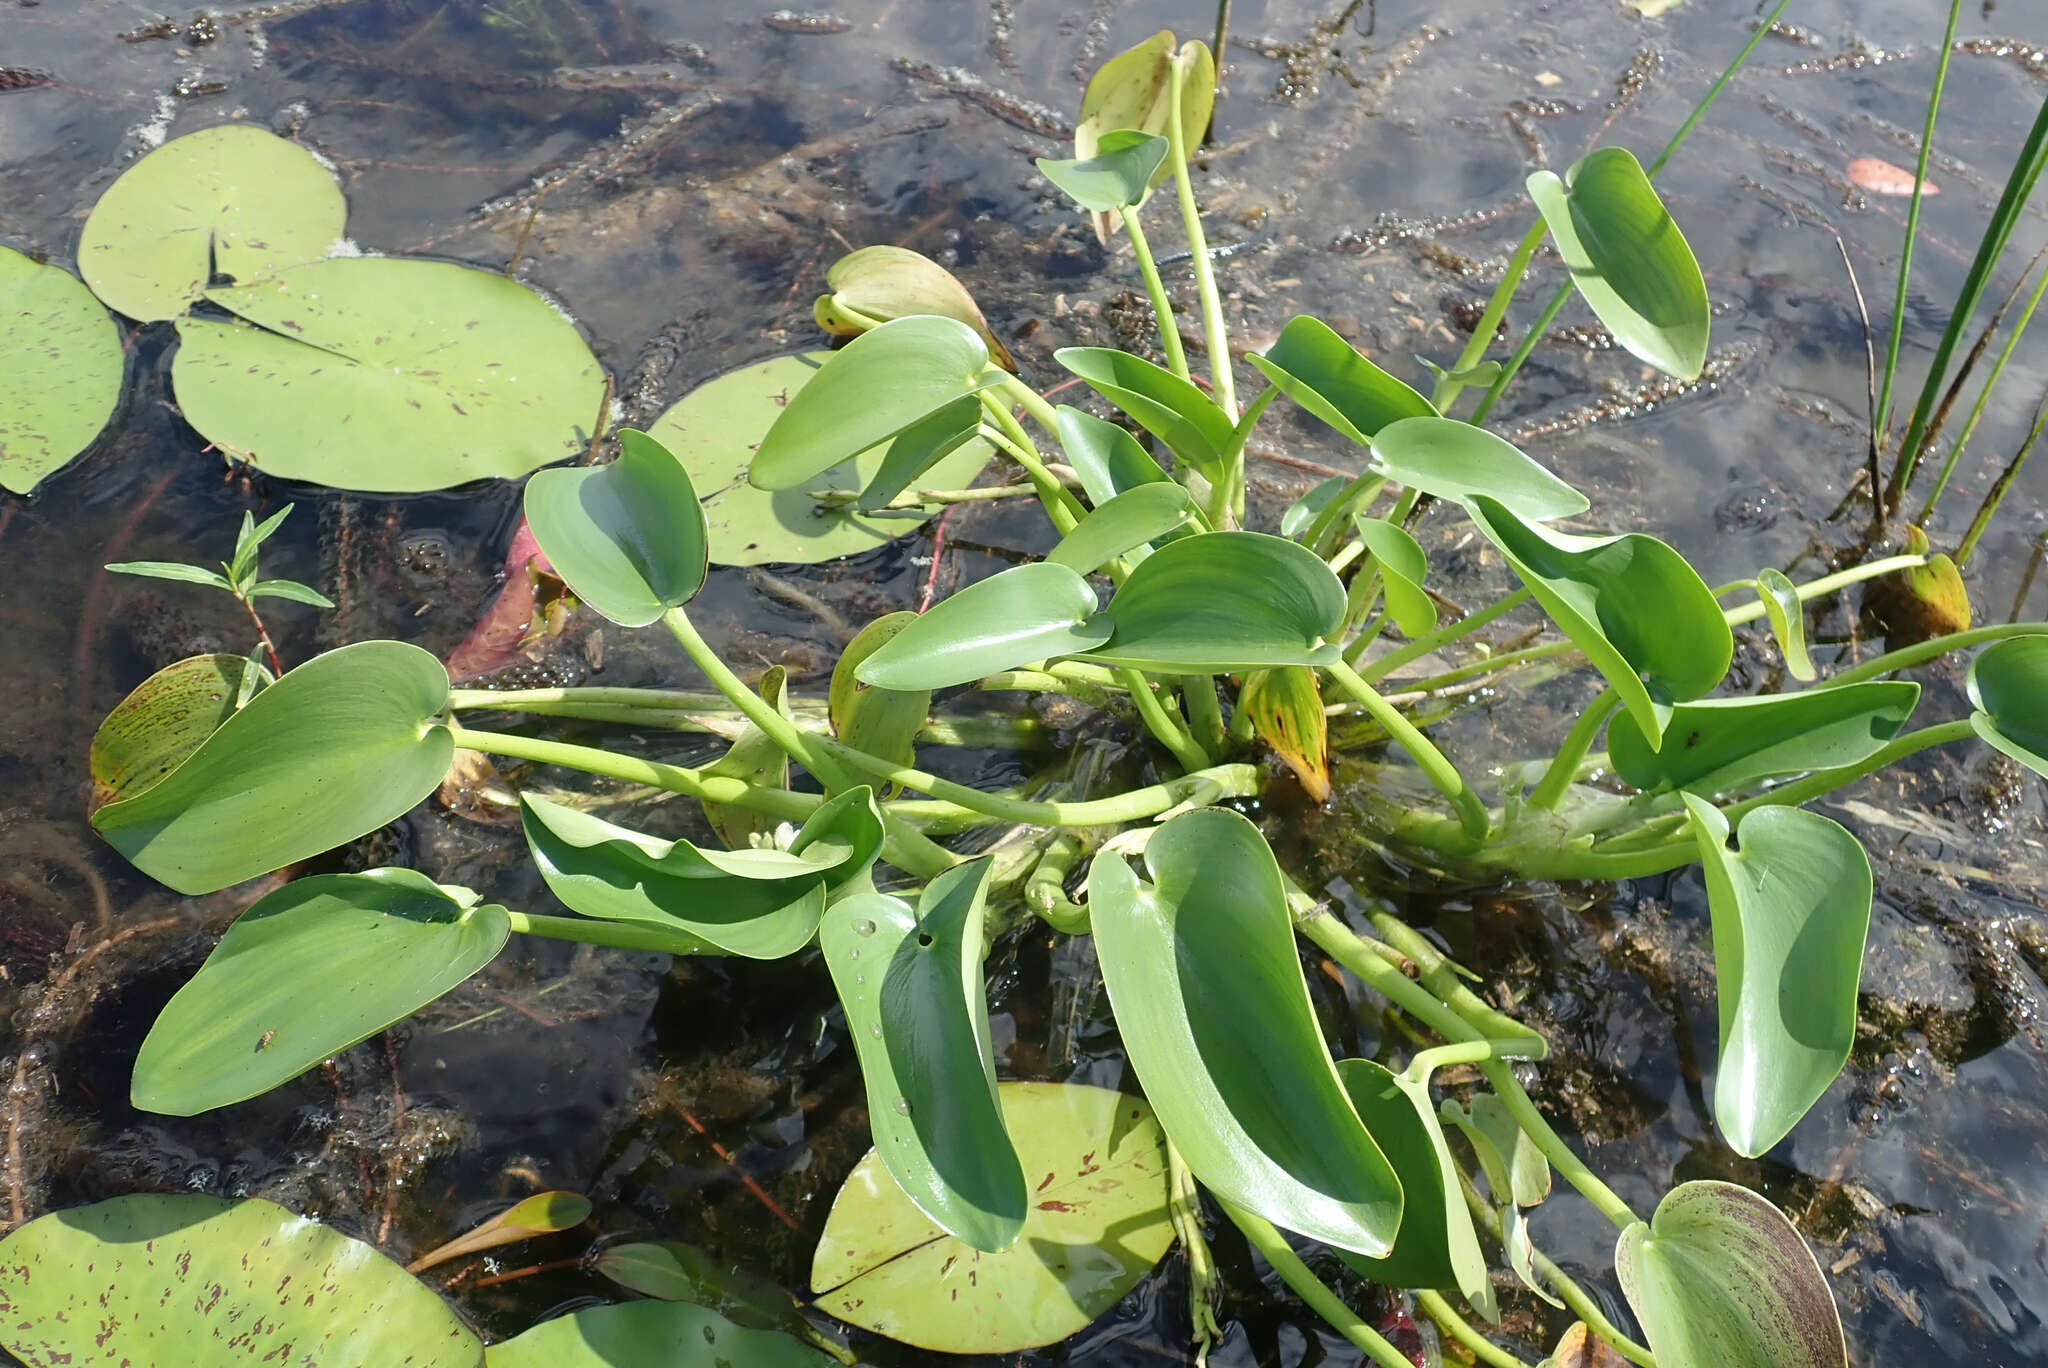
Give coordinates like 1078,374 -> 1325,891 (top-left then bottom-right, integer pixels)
820,858 -> 1025,1252
0,1194 -> 481,1367
1683,799 -> 1871,1157
1369,417 -> 1588,521
77,125 -> 346,322
1968,634 -> 2048,778
92,640 -> 454,895
524,427 -> 709,627
1249,315 -> 1436,447
486,1300 -> 835,1368
812,1082 -> 1173,1353
1607,681 -> 1919,796
173,258 -> 605,492
1081,531 -> 1346,673
855,562 -> 1111,691
88,653 -> 270,815
1527,146 -> 1711,380
1036,131 -> 1170,213
132,868 -> 510,1116
822,244 -> 1014,369
0,245 -> 123,494
1056,346 -> 1235,475
597,1241 -> 851,1363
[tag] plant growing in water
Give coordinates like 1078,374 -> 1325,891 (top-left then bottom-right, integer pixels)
19,7 -> 2048,1368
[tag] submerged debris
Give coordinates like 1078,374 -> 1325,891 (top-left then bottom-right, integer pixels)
890,57 -> 1068,137
764,11 -> 853,35
0,68 -> 55,93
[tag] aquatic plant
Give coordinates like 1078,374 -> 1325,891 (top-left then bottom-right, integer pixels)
34,11 -> 2048,1368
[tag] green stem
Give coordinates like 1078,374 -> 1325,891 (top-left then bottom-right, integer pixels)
1166,1143 -> 1224,1360
1478,1060 -> 1638,1230
1300,470 -> 1383,559
1457,1178 -> 1657,1367
504,910 -> 710,954
1216,1201 -> 1415,1368
1359,911 -> 1549,1059
1405,1039 -> 1533,1085
1527,689 -> 1619,810
1119,668 -> 1213,771
1181,675 -> 1231,757
1721,554 -> 1926,628
1357,588 -> 1530,684
447,724 -> 814,819
1824,620 -> 2048,686
451,690 -> 1036,750
977,669 -> 1120,709
1471,283 -> 1571,425
977,411 -> 1085,533
1326,658 -> 1489,842
998,372 -> 1065,437
1166,56 -> 1235,422
451,685 -> 781,713
1413,1290 -> 1534,1368
1296,911 -> 1494,1052
1119,204 -> 1191,382
1434,219 -> 1547,412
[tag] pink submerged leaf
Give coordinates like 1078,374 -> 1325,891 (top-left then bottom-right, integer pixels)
1848,156 -> 1940,197
444,517 -> 560,682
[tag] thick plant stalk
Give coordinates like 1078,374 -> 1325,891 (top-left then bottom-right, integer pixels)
1119,203 -> 1191,381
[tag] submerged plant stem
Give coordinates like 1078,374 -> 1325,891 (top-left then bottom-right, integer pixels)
1414,1290 -> 1533,1368
1217,1201 -> 1415,1368
1357,588 -> 1531,684
1527,689 -> 1619,810
1120,668 -> 1213,771
504,910 -> 706,954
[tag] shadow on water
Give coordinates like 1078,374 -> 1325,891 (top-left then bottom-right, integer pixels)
3,0 -> 2048,1362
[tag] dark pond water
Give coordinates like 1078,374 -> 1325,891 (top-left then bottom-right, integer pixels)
4,0 -> 2048,1363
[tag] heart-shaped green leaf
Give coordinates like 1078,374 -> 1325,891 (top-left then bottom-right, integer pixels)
0,1195 -> 482,1366
1353,516 -> 1437,636
1054,405 -> 1174,505
1968,635 -> 2048,779
92,641 -> 453,895
701,667 -> 794,849
1250,316 -> 1436,446
1073,32 -> 1215,239
855,562 -> 1111,690
174,258 -> 606,492
1465,495 -> 1729,745
1683,799 -> 1871,1157
521,787 -> 883,958
1037,131 -> 1170,212
1607,681 -> 1919,796
132,868 -> 509,1116
1370,417 -> 1588,521
832,614 -> 929,770
821,244 -> 1013,370
1046,482 -> 1197,574
1081,531 -> 1346,672
811,1082 -> 1173,1352
77,126 -> 346,322
820,858 -> 1025,1252
1056,346 -> 1236,475
408,1191 -> 591,1273
0,245 -> 123,495
1527,146 -> 1711,381
751,317 -> 1001,491
855,396 -> 985,512
88,653 -> 270,815
1087,809 -> 1404,1256
1333,1059 -> 1494,1317
486,1301 -> 834,1368
1615,1180 -> 1847,1368
1755,568 -> 1816,681
524,427 -> 709,627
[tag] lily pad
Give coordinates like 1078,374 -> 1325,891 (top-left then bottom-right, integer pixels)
77,125 -> 346,322
173,258 -> 605,492
487,1300 -> 834,1368
811,1082 -> 1173,1353
1968,635 -> 2048,778
0,245 -> 124,494
88,653 -> 270,814
596,1241 -> 850,1363
0,1194 -> 481,1367
647,353 -> 992,565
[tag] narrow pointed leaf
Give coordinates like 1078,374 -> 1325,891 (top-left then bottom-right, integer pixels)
1056,346 -> 1235,474
132,869 -> 509,1115
522,787 -> 883,958
0,245 -> 123,495
1442,1096 -> 1550,1207
245,578 -> 336,607
855,562 -> 1110,690
1755,568 -> 1816,680
824,244 -> 1014,370
1683,799 -> 1871,1156
89,653 -> 271,815
92,641 -> 453,895
1615,1181 -> 1847,1368
1087,809 -> 1404,1256
104,559 -> 236,590
1239,666 -> 1331,801
1054,404 -> 1174,505
408,1191 -> 592,1272
702,667 -> 793,849
487,1301 -> 834,1368
524,427 -> 709,627
1371,417 -> 1589,520
1081,531 -> 1346,672
1608,681 -> 1918,796
1281,475 -> 1350,541
855,396 -> 984,511
1466,495 -> 1729,744
751,317 -> 1000,491
1037,131 -> 1170,212
820,858 -> 1025,1252
1353,516 -> 1437,636
832,613 -> 929,769
1503,1205 -> 1564,1306
1527,146 -> 1710,380
1968,635 -> 2048,778
1045,482 -> 1197,574
1250,316 -> 1436,446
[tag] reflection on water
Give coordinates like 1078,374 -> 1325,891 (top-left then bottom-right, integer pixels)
3,0 -> 2047,1362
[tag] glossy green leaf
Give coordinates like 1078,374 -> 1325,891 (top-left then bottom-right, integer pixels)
1046,482 -> 1197,574
77,126 -> 346,322
701,667 -> 793,849
1281,475 -> 1349,541
1441,1095 -> 1550,1208
1073,32 -> 1215,239
1369,417 -> 1588,521
832,614 -> 928,770
1054,404 -> 1173,505
88,653 -> 270,814
1353,516 -> 1437,636
1080,531 -> 1346,673
92,641 -> 452,895
0,245 -> 123,495
1239,666 -> 1331,801
1036,131 -> 1170,212
1056,347 -> 1235,474
173,258 -> 604,492
1969,635 -> 2048,778
855,562 -> 1110,690
132,869 -> 508,1115
1615,1180 -> 1847,1368
524,428 -> 709,627
487,1301 -> 833,1368
751,317 -> 1000,491
822,244 -> 1013,369
1250,316 -> 1436,447
245,577 -> 336,607
1333,1060 -> 1494,1317
1087,809 -> 1403,1255
1465,495 -> 1729,745
820,858 -> 1024,1252
1608,682 -> 1919,796
1527,146 -> 1711,381
1416,356 -> 1503,390
597,1242 -> 851,1364
855,396 -> 984,511
1684,799 -> 1871,1157
408,1191 -> 591,1273
104,559 -> 235,590
650,353 -> 990,566
521,787 -> 884,958
812,1082 -> 1173,1352
1754,568 -> 1815,681
0,1194 -> 481,1367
